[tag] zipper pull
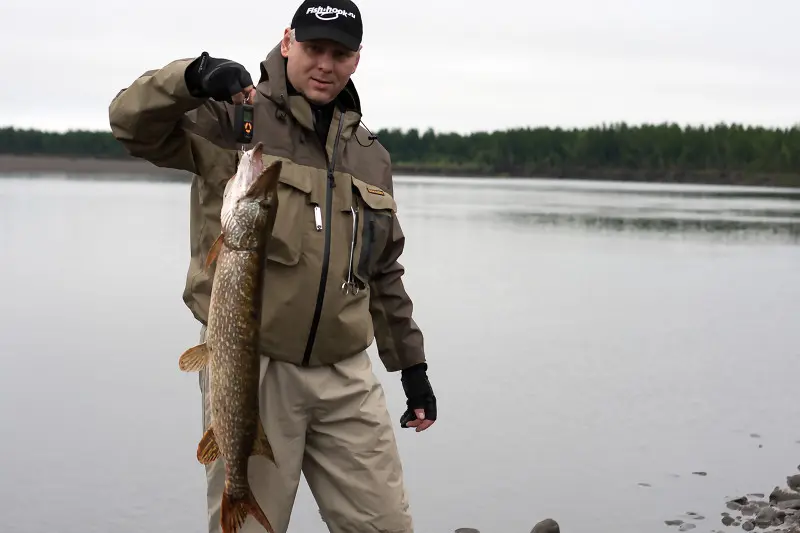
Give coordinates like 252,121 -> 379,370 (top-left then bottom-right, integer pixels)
314,205 -> 322,231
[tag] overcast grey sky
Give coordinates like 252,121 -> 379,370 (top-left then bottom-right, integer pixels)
2,0 -> 798,134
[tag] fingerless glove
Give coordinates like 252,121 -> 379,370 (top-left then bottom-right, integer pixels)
399,362 -> 437,427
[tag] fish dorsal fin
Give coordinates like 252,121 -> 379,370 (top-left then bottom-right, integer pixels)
252,418 -> 275,463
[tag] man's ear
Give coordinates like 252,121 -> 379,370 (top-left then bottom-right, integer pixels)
280,27 -> 292,58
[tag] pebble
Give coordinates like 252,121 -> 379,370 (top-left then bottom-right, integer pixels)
742,520 -> 755,531
778,500 -> 800,510
771,486 -> 800,503
692,471 -> 708,476
678,523 -> 696,531
454,529 -> 480,533
788,474 -> 800,491
530,518 -> 560,533
754,506 -> 780,527
665,520 -> 683,526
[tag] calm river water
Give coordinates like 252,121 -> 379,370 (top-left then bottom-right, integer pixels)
1,173 -> 799,533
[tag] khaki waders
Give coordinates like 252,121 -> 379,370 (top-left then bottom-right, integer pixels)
197,327 -> 415,533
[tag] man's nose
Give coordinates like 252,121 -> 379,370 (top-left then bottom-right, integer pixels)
317,53 -> 334,72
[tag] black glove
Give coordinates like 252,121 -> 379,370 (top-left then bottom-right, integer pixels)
399,363 -> 437,428
184,51 -> 254,103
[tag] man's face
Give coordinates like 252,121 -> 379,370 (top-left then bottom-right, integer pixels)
281,28 -> 360,105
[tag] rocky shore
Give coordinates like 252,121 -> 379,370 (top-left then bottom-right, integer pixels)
661,466 -> 800,533
447,465 -> 800,533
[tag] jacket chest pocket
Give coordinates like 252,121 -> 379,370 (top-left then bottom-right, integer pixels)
264,170 -> 315,267
350,179 -> 397,284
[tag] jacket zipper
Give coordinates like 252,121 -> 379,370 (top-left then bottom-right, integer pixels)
302,112 -> 346,367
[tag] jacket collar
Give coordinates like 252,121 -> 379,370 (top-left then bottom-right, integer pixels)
256,42 -> 362,140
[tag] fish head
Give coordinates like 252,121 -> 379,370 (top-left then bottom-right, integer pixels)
220,143 -> 282,250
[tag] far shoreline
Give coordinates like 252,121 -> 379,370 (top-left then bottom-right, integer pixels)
1,153 -> 799,189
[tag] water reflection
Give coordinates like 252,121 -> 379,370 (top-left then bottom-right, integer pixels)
499,211 -> 800,240
392,176 -> 800,242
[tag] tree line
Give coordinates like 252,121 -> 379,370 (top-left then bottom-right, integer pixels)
2,123 -> 800,186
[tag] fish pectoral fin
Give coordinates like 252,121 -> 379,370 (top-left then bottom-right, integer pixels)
197,426 -> 220,465
252,418 -> 275,463
178,343 -> 211,372
205,233 -> 224,271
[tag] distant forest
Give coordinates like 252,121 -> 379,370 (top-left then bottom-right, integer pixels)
2,123 -> 800,187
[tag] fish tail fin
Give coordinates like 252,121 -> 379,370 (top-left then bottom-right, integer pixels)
221,487 -> 275,533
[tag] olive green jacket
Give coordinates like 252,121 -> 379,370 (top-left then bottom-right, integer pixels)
108,43 -> 425,371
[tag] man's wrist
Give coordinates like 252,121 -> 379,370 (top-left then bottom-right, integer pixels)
400,362 -> 427,378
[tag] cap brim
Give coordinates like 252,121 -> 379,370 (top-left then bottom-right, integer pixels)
294,26 -> 360,51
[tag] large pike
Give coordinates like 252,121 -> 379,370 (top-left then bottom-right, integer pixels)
178,142 -> 281,533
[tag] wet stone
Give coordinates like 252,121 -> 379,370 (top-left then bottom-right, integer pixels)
665,520 -> 684,526
750,433 -> 761,438
741,503 -> 760,516
678,524 -> 696,531
787,474 -> 800,491
778,500 -> 800,511
684,512 -> 705,520
741,520 -> 755,531
530,518 -> 560,533
755,507 -> 783,528
722,515 -> 736,526
692,471 -> 708,476
771,487 -> 800,503
454,529 -> 480,533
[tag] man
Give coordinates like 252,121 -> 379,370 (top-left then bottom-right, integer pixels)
108,0 -> 437,532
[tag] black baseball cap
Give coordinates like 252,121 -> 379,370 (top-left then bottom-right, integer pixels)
291,0 -> 363,51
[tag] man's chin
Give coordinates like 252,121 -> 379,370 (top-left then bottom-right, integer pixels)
304,91 -> 335,106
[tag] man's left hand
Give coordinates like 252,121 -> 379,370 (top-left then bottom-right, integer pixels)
399,363 -> 437,432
